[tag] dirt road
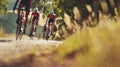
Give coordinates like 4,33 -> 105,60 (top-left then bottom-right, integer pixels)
0,37 -> 62,63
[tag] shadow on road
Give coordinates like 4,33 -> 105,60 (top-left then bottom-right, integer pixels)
0,40 -> 12,42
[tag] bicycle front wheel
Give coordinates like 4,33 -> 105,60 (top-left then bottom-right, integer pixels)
16,24 -> 24,40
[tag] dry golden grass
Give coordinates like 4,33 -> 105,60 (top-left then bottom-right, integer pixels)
56,18 -> 120,67
0,26 -> 6,37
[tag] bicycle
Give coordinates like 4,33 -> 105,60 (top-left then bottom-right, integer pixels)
43,23 -> 57,40
16,9 -> 25,40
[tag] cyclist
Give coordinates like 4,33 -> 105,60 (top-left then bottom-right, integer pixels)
29,8 -> 40,36
44,11 -> 57,32
13,0 -> 33,34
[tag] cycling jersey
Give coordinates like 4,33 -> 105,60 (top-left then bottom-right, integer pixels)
47,14 -> 56,24
32,11 -> 40,17
47,14 -> 56,19
31,11 -> 40,22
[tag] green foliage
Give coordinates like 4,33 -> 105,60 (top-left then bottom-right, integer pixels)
53,0 -> 64,16
53,0 -> 88,17
0,0 -> 9,14
0,13 -> 17,33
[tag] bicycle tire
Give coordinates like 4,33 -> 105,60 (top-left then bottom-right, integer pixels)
16,24 -> 19,40
19,27 -> 24,40
46,33 -> 50,40
29,20 -> 37,39
16,8 -> 25,40
16,22 -> 24,40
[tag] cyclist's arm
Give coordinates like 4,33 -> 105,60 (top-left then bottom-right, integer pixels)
13,0 -> 19,10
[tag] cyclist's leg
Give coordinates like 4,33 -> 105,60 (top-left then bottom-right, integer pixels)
18,2 -> 24,17
30,19 -> 35,32
17,3 -> 23,24
23,6 -> 30,33
53,20 -> 57,30
50,19 -> 55,31
31,17 -> 37,32
53,23 -> 57,32
29,22 -> 34,37
24,5 -> 30,25
24,11 -> 29,26
36,18 -> 39,26
34,18 -> 39,32
48,19 -> 51,28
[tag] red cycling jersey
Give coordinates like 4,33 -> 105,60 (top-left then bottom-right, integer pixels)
47,14 -> 56,19
32,11 -> 40,17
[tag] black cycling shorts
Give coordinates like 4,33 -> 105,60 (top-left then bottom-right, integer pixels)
32,17 -> 38,23
20,0 -> 30,11
48,18 -> 55,24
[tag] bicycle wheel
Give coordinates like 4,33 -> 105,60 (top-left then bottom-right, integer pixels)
29,23 -> 36,40
45,27 -> 50,40
19,25 -> 24,40
16,24 -> 20,40
16,23 -> 24,40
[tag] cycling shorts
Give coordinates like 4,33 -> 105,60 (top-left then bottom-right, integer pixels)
32,17 -> 39,23
48,18 -> 55,24
20,0 -> 30,11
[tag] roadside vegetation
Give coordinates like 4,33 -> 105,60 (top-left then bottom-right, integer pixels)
0,0 -> 9,14
0,26 -> 6,37
55,18 -> 120,67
